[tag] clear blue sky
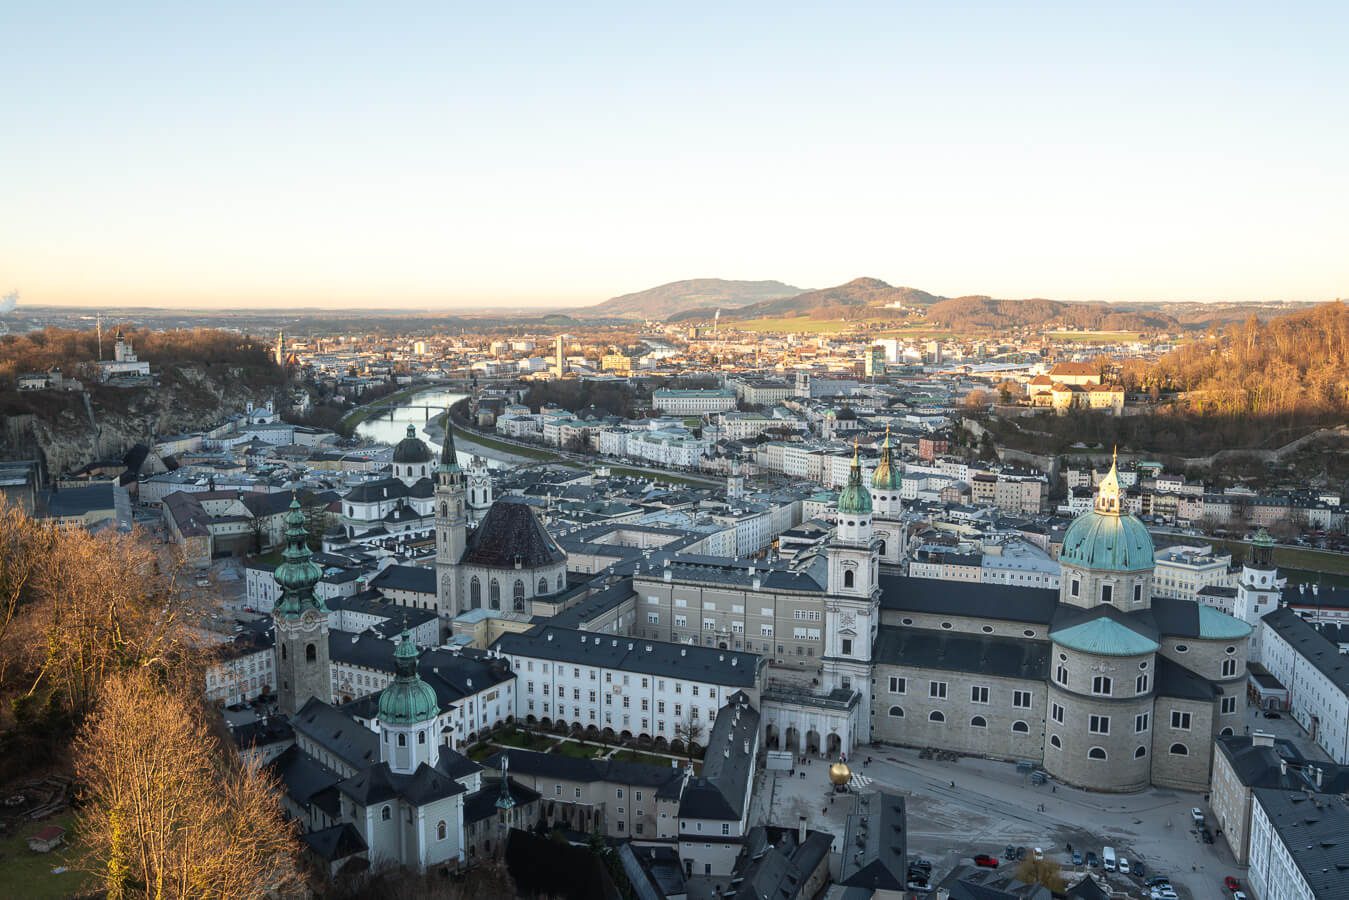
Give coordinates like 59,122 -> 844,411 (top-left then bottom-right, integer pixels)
2,2 -> 1346,308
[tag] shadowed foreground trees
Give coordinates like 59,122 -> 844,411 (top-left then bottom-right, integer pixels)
74,669 -> 301,899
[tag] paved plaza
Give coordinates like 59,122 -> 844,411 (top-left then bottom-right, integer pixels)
751,745 -> 1247,900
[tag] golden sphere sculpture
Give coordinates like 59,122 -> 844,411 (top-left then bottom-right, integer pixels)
828,759 -> 852,786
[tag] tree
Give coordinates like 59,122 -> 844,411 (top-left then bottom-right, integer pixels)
674,715 -> 705,761
1014,857 -> 1066,892
74,669 -> 301,899
0,501 -> 54,689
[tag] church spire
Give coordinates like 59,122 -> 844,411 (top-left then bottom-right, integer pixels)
439,406 -> 461,473
273,494 -> 326,618
1095,447 -> 1121,515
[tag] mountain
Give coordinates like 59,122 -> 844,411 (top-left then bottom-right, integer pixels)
729,278 -> 942,320
925,296 -> 1178,331
581,279 -> 805,319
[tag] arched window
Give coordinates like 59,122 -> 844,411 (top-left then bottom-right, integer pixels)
878,540 -> 887,556
970,716 -> 987,728
1011,720 -> 1029,733
1088,747 -> 1107,760
1220,727 -> 1233,736
888,706 -> 904,718
557,573 -> 564,591
1134,746 -> 1147,758
1050,735 -> 1062,748
490,578 -> 501,610
418,731 -> 426,744
382,806 -> 392,821
305,643 -> 316,662
440,502 -> 447,517
437,820 -> 447,840
538,577 -> 548,595
1169,742 -> 1189,756
398,733 -> 406,747
928,711 -> 945,723
844,570 -> 855,588
281,644 -> 287,660
470,576 -> 481,608
514,579 -> 526,611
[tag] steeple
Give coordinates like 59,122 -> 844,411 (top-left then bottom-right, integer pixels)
439,407 -> 461,473
871,425 -> 900,492
274,495 -> 326,618
1095,448 -> 1121,515
378,630 -> 441,773
837,441 -> 872,516
495,754 -> 516,810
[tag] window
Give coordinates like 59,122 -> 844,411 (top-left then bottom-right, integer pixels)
437,820 -> 447,840
489,578 -> 501,609
841,638 -> 853,655
1175,644 -> 1188,653
1070,578 -> 1080,597
722,823 -> 730,836
1100,584 -> 1113,605
398,733 -> 407,747
1051,703 -> 1064,724
616,788 -> 624,799
1221,659 -> 1238,678
1221,696 -> 1237,714
1170,711 -> 1192,730
1013,691 -> 1032,709
981,625 -> 993,634
382,806 -> 392,821
1011,720 -> 1029,733
1050,734 -> 1062,748
1135,712 -> 1150,733
1136,673 -> 1150,694
970,685 -> 989,704
1133,584 -> 1142,605
928,710 -> 945,723
888,676 -> 906,694
971,716 -> 987,727
844,570 -> 855,588
1088,747 -> 1107,760
929,681 -> 947,699
538,576 -> 548,594
1055,666 -> 1069,686
648,613 -> 659,625
1091,676 -> 1112,696
888,706 -> 904,718
514,579 -> 526,611
1169,742 -> 1189,756
1089,715 -> 1110,735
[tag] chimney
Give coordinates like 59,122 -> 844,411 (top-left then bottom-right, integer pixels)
743,739 -> 750,755
798,815 -> 807,845
1252,731 -> 1275,748
1316,766 -> 1324,789
1280,758 -> 1288,776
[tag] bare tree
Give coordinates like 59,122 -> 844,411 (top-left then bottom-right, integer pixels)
674,715 -> 705,761
74,669 -> 301,899
0,501 -> 54,689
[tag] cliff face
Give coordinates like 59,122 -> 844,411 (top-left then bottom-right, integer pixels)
0,365 -> 286,476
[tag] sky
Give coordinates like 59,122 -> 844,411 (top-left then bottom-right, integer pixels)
2,2 -> 1347,309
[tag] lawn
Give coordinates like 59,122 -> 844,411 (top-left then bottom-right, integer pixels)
736,317 -> 853,334
550,741 -> 605,759
491,729 -> 556,752
1204,538 -> 1349,577
609,749 -> 690,769
603,465 -> 716,487
451,426 -> 558,462
0,812 -> 90,900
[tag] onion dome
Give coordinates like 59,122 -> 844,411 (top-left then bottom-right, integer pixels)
871,425 -> 901,491
377,630 -> 439,726
273,496 -> 326,618
837,444 -> 873,515
1060,451 -> 1153,573
392,423 -> 433,464
829,759 -> 852,786
438,407 -> 461,473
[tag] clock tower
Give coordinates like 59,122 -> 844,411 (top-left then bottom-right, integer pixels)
273,496 -> 332,716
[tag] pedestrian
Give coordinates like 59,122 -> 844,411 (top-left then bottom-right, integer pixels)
1052,785 -> 1056,793
950,780 -> 956,789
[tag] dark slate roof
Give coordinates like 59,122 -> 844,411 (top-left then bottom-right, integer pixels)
838,791 -> 908,891
463,777 -> 542,826
291,698 -> 380,772
873,625 -> 1051,681
1251,789 -> 1349,898
679,694 -> 759,821
1214,735 -> 1349,793
42,483 -> 115,517
344,477 -> 410,503
728,826 -> 833,900
1282,582 -> 1349,609
392,431 -> 433,464
368,564 -> 436,595
270,744 -> 341,808
1153,655 -> 1219,702
462,500 -> 566,569
493,626 -> 760,687
336,750 -> 477,808
618,843 -> 686,900
300,823 -> 367,862
548,578 -> 636,629
482,748 -> 686,791
879,575 -> 1058,625
1264,607 -> 1349,695
1063,874 -> 1111,900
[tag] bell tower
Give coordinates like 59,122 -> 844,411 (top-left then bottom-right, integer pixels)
273,496 -> 332,716
869,425 -> 906,565
1235,528 -> 1284,662
436,408 -> 468,619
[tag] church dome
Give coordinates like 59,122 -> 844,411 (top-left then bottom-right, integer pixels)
1060,454 -> 1154,573
378,632 -> 439,726
392,424 -> 433,464
837,446 -> 872,515
871,426 -> 901,491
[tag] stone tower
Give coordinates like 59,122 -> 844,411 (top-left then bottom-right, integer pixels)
1234,528 -> 1284,662
869,425 -> 906,565
466,454 -> 493,514
726,456 -> 745,502
378,630 -> 442,773
273,496 -> 332,716
436,408 -> 468,619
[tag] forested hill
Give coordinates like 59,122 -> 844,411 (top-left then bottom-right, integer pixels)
1136,302 -> 1349,417
926,296 -> 1178,331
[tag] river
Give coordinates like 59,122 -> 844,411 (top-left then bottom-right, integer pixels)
354,388 -> 507,469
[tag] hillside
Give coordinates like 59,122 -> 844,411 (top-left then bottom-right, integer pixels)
729,277 -> 941,320
582,279 -> 804,319
925,296 -> 1178,332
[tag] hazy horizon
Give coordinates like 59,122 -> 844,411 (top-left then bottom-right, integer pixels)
3,4 -> 1346,310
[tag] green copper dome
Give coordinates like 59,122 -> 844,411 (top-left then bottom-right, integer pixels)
273,496 -> 326,618
1051,618 -> 1159,656
870,426 -> 901,491
837,446 -> 873,515
1060,456 -> 1154,573
378,631 -> 439,726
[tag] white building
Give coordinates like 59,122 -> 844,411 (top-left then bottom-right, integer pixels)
1247,787 -> 1349,900
652,389 -> 737,416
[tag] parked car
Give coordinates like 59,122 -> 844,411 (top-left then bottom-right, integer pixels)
1033,848 -> 1044,861
910,859 -> 933,874
1233,892 -> 1248,900
1263,711 -> 1282,719
1151,890 -> 1179,900
1119,857 -> 1130,874
1147,877 -> 1172,888
1133,861 -> 1147,879
1004,845 -> 1017,860
973,854 -> 999,868
1191,807 -> 1206,826
1224,877 -> 1241,892
907,881 -> 933,894
1015,846 -> 1027,861
1085,851 -> 1099,868
1072,851 -> 1083,866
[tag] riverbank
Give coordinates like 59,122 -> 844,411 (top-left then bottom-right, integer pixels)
339,383 -> 440,434
425,416 -> 542,466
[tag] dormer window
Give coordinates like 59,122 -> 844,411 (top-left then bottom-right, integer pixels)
1070,578 -> 1080,598
1100,584 -> 1113,605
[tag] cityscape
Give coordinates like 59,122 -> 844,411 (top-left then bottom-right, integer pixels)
1,5 -> 1347,900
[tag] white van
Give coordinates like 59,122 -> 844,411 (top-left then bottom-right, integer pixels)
1102,846 -> 1117,871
